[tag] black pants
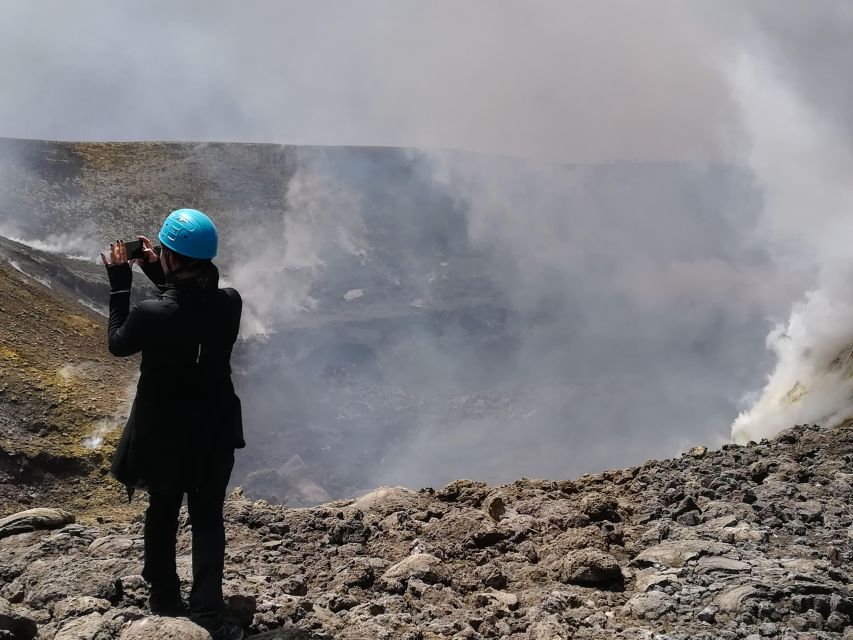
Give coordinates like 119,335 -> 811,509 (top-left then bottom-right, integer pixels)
142,452 -> 234,624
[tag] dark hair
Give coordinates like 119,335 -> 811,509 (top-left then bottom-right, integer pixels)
161,245 -> 192,266
161,244 -> 215,288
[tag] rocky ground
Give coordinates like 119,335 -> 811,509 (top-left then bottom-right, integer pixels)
1,422 -> 851,639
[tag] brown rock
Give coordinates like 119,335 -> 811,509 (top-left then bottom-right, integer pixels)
559,548 -> 623,589
120,616 -> 212,640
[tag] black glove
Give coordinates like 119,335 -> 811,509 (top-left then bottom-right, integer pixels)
106,263 -> 132,293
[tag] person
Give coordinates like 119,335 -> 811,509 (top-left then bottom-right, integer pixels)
101,209 -> 245,640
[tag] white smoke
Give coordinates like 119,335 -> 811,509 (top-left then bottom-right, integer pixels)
728,14 -> 853,441
81,419 -> 113,450
226,158 -> 368,338
0,225 -> 97,261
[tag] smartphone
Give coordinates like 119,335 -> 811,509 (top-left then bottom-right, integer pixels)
124,240 -> 144,261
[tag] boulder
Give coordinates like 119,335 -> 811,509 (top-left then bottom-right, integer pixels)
0,509 -> 75,539
327,519 -> 370,545
544,527 -> 609,561
120,617 -> 212,640
633,570 -> 681,593
436,479 -> 490,506
475,590 -> 519,611
623,591 -> 675,620
51,596 -> 112,621
380,554 -> 448,591
88,536 -> 136,556
22,563 -> 121,611
422,509 -> 506,548
346,487 -> 422,516
476,564 -> 508,590
559,549 -> 623,589
0,596 -> 37,640
694,556 -> 751,574
515,499 -> 589,531
527,619 -> 568,640
632,539 -> 733,568
481,494 -> 507,522
54,613 -> 115,640
579,492 -> 620,522
714,585 -> 759,613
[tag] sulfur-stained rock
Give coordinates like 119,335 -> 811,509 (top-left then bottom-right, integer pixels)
687,446 -> 708,458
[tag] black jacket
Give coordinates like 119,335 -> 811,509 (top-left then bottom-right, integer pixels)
105,259 -> 244,497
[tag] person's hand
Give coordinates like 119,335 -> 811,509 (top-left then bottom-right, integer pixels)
100,240 -> 128,267
132,235 -> 158,266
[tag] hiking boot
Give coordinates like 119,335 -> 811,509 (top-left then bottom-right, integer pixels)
202,622 -> 244,640
150,597 -> 190,617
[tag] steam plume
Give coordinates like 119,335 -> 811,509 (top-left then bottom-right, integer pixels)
727,3 -> 853,441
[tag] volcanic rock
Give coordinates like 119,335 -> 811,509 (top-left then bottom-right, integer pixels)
0,423 -> 851,638
380,554 -> 448,592
119,617 -> 211,639
0,596 -> 37,640
623,591 -> 676,620
0,509 -> 74,539
558,548 -> 623,589
631,539 -> 733,568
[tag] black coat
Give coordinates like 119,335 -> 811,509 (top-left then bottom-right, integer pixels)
105,260 -> 244,497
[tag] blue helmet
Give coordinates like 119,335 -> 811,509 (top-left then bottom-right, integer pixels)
158,209 -> 218,260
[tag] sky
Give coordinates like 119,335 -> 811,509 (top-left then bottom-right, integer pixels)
0,1 -> 851,488
0,0 -> 742,163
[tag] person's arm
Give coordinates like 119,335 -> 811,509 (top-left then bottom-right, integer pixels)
225,287 -> 243,342
105,263 -> 149,356
139,259 -> 166,287
136,235 -> 166,286
102,239 -> 153,357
